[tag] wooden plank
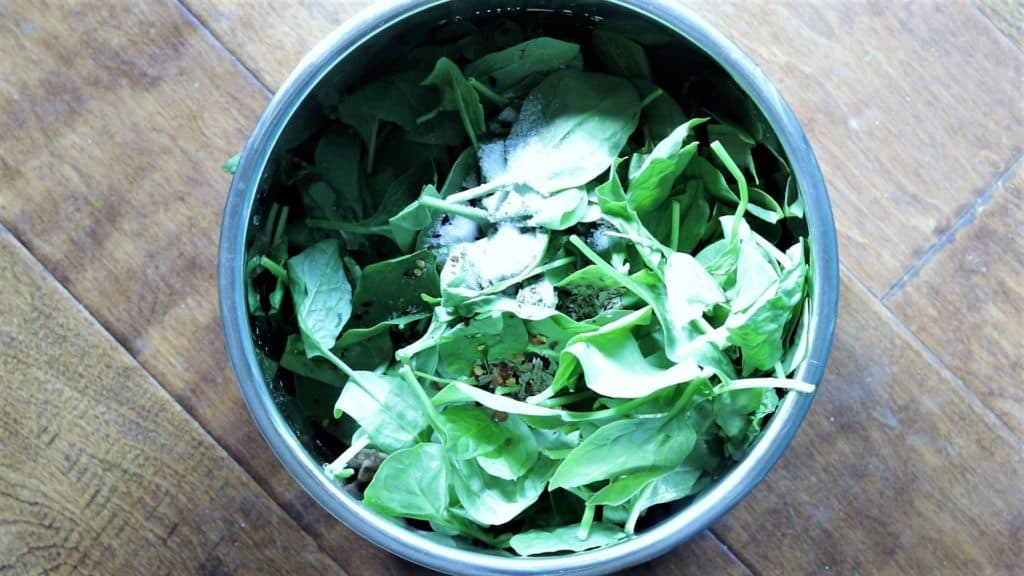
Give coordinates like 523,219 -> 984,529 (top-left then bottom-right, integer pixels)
181,0 -> 1024,296
622,532 -> 751,576
976,0 -> 1024,50
887,160 -> 1024,437
0,2 -> 414,574
711,268 -> 1024,574
183,0 -> 374,90
680,0 -> 1024,295
0,227 -> 342,574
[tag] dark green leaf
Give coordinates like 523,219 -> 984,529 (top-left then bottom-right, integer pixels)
464,37 -> 582,96
592,29 -> 651,79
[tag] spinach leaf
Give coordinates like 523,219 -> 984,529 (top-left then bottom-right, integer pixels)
363,443 -> 448,522
592,29 -> 651,80
475,415 -> 540,480
287,239 -> 353,357
437,313 -> 529,377
587,468 -> 673,507
441,405 -> 510,460
504,70 -> 640,195
451,455 -> 556,526
349,250 -> 440,329
626,119 -> 703,213
509,523 -> 627,556
464,37 -> 582,96
334,371 -> 431,452
549,412 -> 696,490
558,307 -> 705,398
421,57 -> 487,149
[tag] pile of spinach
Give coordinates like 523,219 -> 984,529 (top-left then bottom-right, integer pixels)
232,17 -> 814,556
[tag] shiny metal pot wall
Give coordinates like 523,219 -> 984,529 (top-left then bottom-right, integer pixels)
219,1 -> 839,574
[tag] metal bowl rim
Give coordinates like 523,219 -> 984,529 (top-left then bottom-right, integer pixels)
218,1 -> 839,574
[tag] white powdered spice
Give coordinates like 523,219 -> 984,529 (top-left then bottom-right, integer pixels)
447,225 -> 547,291
477,140 -> 507,183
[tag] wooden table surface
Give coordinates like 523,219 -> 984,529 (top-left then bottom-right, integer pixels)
1,1 -> 1021,574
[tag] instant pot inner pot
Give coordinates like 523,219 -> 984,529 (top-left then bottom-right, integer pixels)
245,0 -> 788,512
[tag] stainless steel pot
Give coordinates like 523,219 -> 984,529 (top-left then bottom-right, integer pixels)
219,1 -> 839,574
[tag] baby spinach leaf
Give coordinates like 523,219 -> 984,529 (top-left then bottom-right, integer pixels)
441,405 -> 510,460
586,468 -> 673,507
625,462 -> 702,531
334,371 -> 430,453
363,443 -> 448,522
287,239 -> 353,357
509,523 -> 627,556
503,70 -> 640,195
440,147 -> 479,198
314,129 -> 365,218
475,415 -> 540,480
549,412 -> 696,490
421,57 -> 486,149
726,258 -> 806,373
464,37 -> 582,96
349,250 -> 440,329
280,331 -> 392,387
627,118 -> 704,213
592,29 -> 651,80
633,79 -> 686,142
559,307 -> 705,398
451,456 -> 556,526
437,313 -> 529,377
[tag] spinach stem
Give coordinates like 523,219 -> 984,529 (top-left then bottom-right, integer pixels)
444,178 -> 506,204
398,365 -> 447,437
416,108 -> 442,125
324,433 -> 370,478
669,199 -> 681,252
307,219 -> 385,235
258,256 -> 288,281
468,78 -> 510,106
624,483 -> 652,534
710,140 -> 749,244
413,371 -> 470,386
714,377 -> 815,395
578,504 -> 596,540
568,235 -> 648,298
639,87 -> 664,109
366,120 -> 379,174
273,204 -> 290,246
538,391 -> 592,408
418,194 -> 491,225
262,202 -> 281,248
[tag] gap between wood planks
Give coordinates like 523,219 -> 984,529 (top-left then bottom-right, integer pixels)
175,0 -> 274,98
883,153 -> 1024,302
851,262 -> 1024,446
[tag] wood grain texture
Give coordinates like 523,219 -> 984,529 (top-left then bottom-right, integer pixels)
713,268 -> 1024,574
183,0 -> 374,90
0,2 -> 414,574
888,160 -> 1024,437
620,532 -> 751,576
976,0 -> 1024,50
680,0 -> 1024,296
0,227 -> 342,575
